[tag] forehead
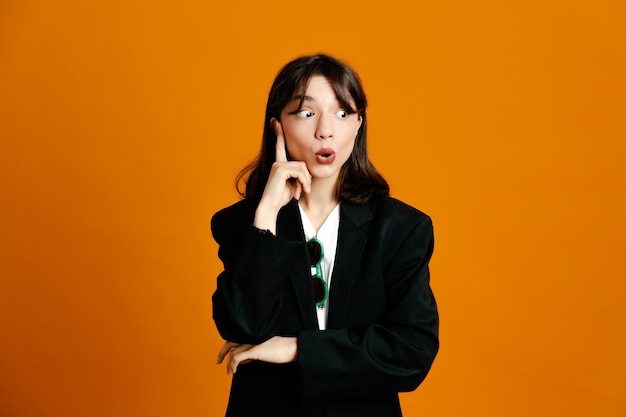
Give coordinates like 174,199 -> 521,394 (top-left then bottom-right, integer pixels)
290,75 -> 356,108
302,75 -> 333,93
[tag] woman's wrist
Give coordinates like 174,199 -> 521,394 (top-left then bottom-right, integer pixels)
253,202 -> 280,234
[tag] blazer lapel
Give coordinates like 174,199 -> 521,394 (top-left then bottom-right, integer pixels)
326,202 -> 372,329
276,200 -> 319,330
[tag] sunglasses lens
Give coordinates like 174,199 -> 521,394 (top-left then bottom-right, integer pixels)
312,276 -> 325,303
308,240 -> 322,265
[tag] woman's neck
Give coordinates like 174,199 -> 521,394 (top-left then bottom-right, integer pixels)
298,177 -> 340,232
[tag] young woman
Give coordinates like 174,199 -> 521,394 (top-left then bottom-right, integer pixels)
212,54 -> 438,417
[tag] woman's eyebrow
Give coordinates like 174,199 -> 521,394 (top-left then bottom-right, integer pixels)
291,94 -> 316,102
291,95 -> 344,103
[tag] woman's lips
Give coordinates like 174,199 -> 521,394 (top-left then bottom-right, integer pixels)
315,148 -> 336,164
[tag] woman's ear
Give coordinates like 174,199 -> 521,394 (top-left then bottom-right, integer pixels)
270,117 -> 278,135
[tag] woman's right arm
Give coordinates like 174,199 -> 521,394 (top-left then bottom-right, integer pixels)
212,120 -> 311,344
211,208 -> 301,344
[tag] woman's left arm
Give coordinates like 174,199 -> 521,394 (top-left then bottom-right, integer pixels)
297,215 -> 438,401
216,336 -> 298,375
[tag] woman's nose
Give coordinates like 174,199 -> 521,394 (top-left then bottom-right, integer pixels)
315,113 -> 334,140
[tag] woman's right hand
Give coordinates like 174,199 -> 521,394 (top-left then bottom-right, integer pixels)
253,119 -> 311,233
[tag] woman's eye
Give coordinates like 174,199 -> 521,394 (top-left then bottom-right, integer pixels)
336,110 -> 348,119
296,110 -> 314,118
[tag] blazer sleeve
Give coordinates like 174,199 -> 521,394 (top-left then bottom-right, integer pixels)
297,214 -> 438,401
211,203 -> 302,344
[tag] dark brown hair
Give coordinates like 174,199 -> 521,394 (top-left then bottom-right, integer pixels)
236,54 -> 389,203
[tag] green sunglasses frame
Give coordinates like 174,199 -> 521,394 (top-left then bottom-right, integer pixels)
308,237 -> 328,308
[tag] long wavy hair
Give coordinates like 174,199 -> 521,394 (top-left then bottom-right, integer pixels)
236,54 -> 389,204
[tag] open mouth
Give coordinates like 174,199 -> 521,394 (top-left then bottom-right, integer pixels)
316,148 -> 335,157
315,148 -> 336,164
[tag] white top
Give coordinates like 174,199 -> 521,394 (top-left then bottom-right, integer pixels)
298,202 -> 341,330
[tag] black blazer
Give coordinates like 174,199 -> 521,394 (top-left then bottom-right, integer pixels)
212,197 -> 438,417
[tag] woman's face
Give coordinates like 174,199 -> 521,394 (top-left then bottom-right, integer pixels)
279,75 -> 361,184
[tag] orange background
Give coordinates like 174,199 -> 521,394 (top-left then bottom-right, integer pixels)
1,1 -> 625,416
